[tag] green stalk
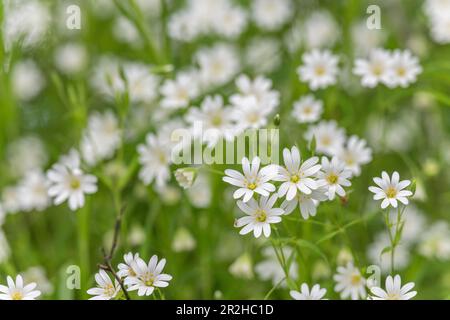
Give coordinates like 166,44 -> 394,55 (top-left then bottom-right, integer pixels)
77,201 -> 90,298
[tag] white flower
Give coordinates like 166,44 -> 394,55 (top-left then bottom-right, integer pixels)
336,135 -> 372,177
21,266 -> 53,296
244,37 -> 282,73
292,95 -> 323,123
117,252 -> 140,279
211,3 -> 248,38
196,44 -> 239,87
297,50 -> 339,90
1,186 -> 22,214
186,95 -> 237,147
230,74 -> 280,113
231,96 -> 273,131
304,120 -> 346,156
388,50 -> 422,88
47,160 -> 98,211
252,0 -> 293,31
19,170 -> 51,212
223,156 -> 278,202
235,194 -> 284,238
369,275 -> 417,300
275,146 -> 321,201
172,228 -> 196,252
255,246 -> 298,287
11,59 -> 45,101
81,111 -> 121,166
54,43 -> 88,75
281,187 -> 328,220
3,0 -> 50,50
0,275 -> 41,300
333,262 -> 366,300
303,11 -> 340,49
160,71 -> 199,110
124,62 -> 160,104
124,255 -> 173,296
87,270 -> 120,300
137,133 -> 172,188
6,135 -> 48,178
353,49 -> 393,88
290,283 -> 327,300
368,171 -> 413,209
316,157 -> 352,200
229,253 -> 253,279
418,221 -> 450,260
174,168 -> 197,189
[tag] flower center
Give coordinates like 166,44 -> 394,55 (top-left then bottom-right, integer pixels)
128,267 -> 136,277
386,186 -> 397,198
372,64 -> 383,76
303,106 -> 312,114
397,67 -> 406,77
350,273 -> 361,285
69,176 -> 81,190
387,293 -> 400,300
291,175 -> 300,183
326,173 -> 338,184
315,65 -> 326,76
320,135 -> 331,146
247,183 -> 257,190
11,291 -> 23,300
144,273 -> 155,287
105,283 -> 115,296
255,209 -> 267,222
211,114 -> 223,127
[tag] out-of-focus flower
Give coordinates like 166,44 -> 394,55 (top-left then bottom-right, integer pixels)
7,136 -> 47,178
244,37 -> 282,74
255,246 -> 298,287
333,262 -> 366,300
137,133 -> 172,188
196,44 -> 239,88
172,228 -> 196,252
160,71 -> 199,110
54,43 -> 88,75
336,135 -> 372,177
229,253 -> 253,279
297,50 -> 339,90
11,60 -> 45,101
418,221 -> 450,260
19,170 -> 51,212
303,11 -> 340,49
22,267 -> 53,296
2,0 -> 50,50
367,232 -> 410,273
187,174 -> 212,208
81,111 -> 121,166
304,120 -> 346,156
252,0 -> 293,31
292,95 -> 323,123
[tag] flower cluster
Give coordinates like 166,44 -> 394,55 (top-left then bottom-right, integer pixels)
424,0 -> 450,44
87,253 -> 172,300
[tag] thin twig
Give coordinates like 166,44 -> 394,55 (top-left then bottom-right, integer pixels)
98,203 -> 131,300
